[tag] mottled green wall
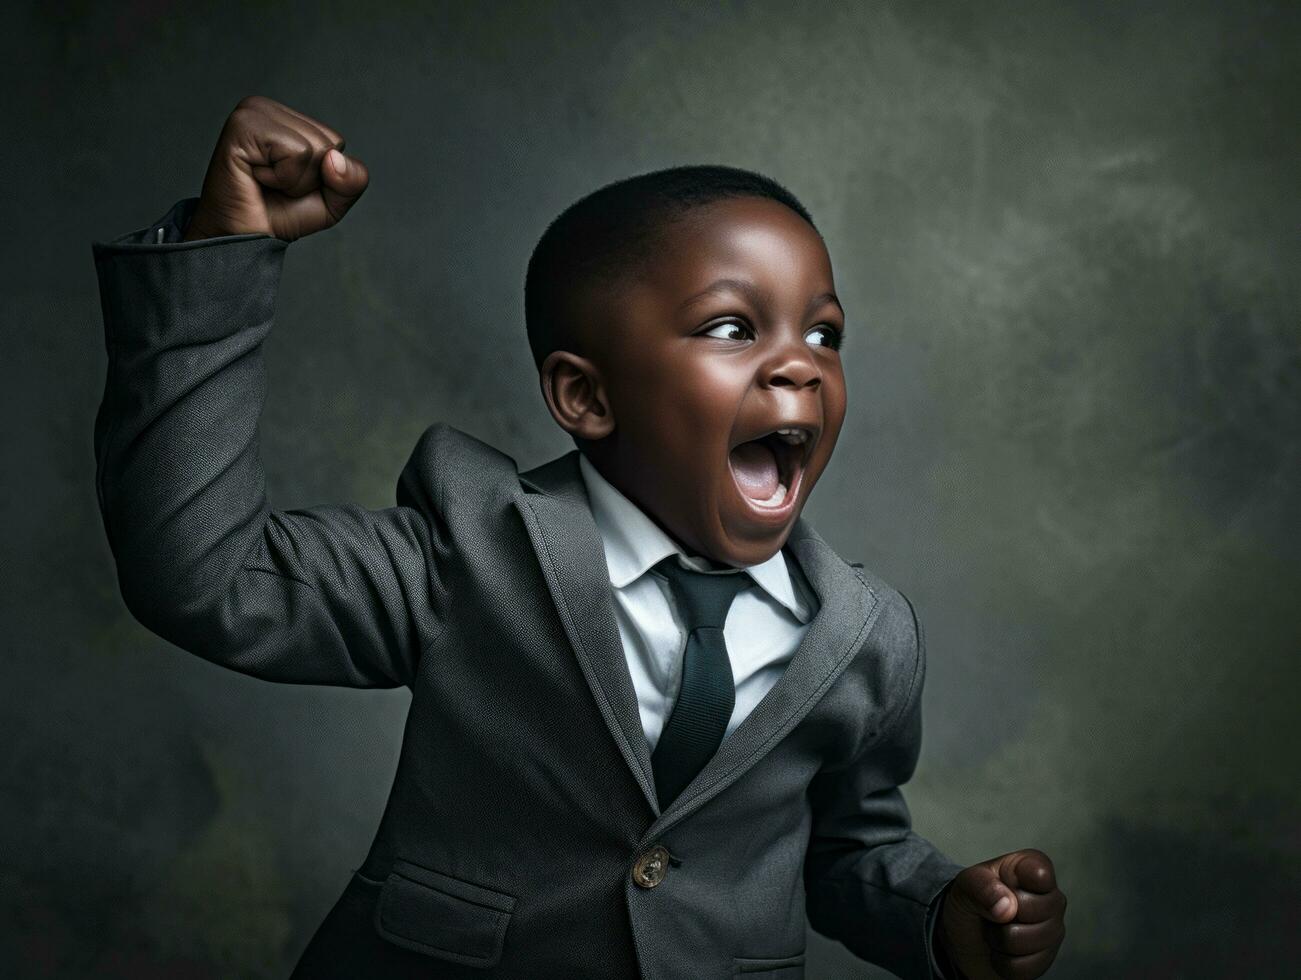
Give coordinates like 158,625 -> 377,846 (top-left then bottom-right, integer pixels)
5,1 -> 1297,977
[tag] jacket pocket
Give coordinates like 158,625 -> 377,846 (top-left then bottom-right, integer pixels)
732,952 -> 805,977
373,859 -> 516,968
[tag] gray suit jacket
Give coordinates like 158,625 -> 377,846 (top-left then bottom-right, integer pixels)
91,198 -> 964,980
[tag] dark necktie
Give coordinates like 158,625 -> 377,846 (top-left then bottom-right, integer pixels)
651,556 -> 751,810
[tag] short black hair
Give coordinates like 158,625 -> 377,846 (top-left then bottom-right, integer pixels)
524,164 -> 818,370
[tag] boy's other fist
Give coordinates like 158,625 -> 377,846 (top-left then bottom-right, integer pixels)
181,95 -> 369,242
936,848 -> 1066,980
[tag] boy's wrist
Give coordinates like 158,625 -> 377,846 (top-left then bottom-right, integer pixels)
179,213 -> 210,242
177,200 -> 243,242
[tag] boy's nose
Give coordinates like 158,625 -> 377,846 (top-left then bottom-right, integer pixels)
761,349 -> 821,390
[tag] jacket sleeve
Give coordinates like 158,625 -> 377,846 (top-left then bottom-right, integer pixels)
91,197 -> 442,688
803,591 -> 964,980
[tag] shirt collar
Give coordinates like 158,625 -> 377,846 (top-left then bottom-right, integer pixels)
577,452 -> 811,623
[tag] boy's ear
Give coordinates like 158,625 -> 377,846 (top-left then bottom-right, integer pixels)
539,351 -> 615,441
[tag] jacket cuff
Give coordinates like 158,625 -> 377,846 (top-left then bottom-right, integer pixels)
926,878 -> 960,979
90,199 -> 289,354
810,849 -> 963,980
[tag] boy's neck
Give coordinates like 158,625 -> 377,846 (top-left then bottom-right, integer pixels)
578,448 -> 742,571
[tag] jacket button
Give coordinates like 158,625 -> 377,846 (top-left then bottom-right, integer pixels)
631,844 -> 671,888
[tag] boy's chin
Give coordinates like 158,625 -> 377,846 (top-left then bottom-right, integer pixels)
705,515 -> 800,568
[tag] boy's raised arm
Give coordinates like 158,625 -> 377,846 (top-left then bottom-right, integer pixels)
92,96 -> 440,688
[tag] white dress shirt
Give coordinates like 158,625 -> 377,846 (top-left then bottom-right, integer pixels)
577,453 -> 818,753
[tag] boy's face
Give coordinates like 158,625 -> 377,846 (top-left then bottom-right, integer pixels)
576,196 -> 847,567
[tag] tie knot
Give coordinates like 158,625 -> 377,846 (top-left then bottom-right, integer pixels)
656,557 -> 751,630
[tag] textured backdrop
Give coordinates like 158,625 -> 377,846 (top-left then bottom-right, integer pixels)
4,1 -> 1298,977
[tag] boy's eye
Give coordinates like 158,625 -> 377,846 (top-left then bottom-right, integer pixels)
805,324 -> 843,350
700,320 -> 754,342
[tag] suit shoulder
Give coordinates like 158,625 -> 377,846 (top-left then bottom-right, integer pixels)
788,522 -> 918,646
843,564 -> 930,750
841,560 -> 921,666
395,422 -> 520,516
839,559 -> 913,625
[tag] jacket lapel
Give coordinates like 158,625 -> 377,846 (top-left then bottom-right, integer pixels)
512,450 -> 883,836
644,518 -> 881,838
513,451 -> 661,817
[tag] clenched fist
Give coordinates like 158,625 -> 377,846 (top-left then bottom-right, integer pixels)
936,849 -> 1067,979
181,95 -> 369,242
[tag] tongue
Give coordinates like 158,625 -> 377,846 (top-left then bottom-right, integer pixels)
729,440 -> 780,500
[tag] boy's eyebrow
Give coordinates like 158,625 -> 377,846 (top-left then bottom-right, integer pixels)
677,278 -> 845,317
805,291 -> 845,317
677,278 -> 767,311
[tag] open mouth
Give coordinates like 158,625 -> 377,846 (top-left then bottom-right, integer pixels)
727,427 -> 814,517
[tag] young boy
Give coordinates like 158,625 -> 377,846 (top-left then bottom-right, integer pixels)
92,95 -> 1066,980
